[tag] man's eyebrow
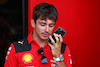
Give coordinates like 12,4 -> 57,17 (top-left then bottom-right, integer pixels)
39,22 -> 46,24
39,21 -> 55,25
50,23 -> 55,25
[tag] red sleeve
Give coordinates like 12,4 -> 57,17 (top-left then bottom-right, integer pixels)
63,46 -> 72,67
4,43 -> 17,67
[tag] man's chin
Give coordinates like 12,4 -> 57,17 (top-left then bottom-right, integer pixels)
41,37 -> 49,40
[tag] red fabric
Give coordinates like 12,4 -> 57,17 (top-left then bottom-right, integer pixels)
4,44 -> 17,67
4,32 -> 72,67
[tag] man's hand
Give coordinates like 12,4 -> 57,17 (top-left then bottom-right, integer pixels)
48,33 -> 67,67
48,33 -> 63,58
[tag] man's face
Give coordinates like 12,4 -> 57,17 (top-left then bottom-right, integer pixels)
33,18 -> 55,40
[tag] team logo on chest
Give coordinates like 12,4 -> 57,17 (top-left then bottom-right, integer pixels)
22,53 -> 34,63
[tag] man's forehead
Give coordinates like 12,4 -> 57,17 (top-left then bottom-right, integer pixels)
38,18 -> 55,23
38,16 -> 55,22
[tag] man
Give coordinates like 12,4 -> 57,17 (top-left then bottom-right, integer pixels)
4,3 -> 72,67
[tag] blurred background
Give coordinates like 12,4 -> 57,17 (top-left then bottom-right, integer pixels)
28,0 -> 100,67
0,0 -> 100,67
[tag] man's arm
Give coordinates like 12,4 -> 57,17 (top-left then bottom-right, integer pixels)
56,61 -> 67,67
4,44 -> 17,67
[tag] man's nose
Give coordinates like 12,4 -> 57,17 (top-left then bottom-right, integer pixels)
45,26 -> 49,32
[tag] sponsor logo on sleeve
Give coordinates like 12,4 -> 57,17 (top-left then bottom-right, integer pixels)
68,53 -> 72,65
5,46 -> 12,60
18,41 -> 24,45
50,57 -> 57,67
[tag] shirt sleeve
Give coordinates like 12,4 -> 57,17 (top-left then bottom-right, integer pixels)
63,46 -> 72,67
4,43 -> 17,67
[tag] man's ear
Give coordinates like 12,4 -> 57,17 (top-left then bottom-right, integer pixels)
31,19 -> 35,28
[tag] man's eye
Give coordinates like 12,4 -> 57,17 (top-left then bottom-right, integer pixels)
49,25 -> 54,27
41,24 -> 45,26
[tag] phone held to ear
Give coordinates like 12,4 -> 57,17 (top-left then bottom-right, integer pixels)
47,27 -> 66,45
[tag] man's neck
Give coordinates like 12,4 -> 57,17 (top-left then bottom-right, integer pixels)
32,32 -> 48,47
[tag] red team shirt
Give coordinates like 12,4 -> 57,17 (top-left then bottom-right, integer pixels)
4,32 -> 72,67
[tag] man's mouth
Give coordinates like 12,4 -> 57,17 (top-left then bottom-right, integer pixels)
42,33 -> 49,37
41,32 -> 50,37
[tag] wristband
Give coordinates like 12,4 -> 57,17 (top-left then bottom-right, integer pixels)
54,55 -> 64,61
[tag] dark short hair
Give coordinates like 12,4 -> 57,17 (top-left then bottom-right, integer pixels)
33,3 -> 58,23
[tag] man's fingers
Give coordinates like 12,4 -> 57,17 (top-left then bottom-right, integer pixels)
54,33 -> 59,44
49,36 -> 56,46
59,34 -> 63,43
49,33 -> 63,46
54,33 -> 63,45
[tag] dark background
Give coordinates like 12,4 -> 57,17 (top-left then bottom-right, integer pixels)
0,0 -> 28,67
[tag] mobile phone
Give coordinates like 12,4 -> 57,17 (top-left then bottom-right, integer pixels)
47,27 -> 66,45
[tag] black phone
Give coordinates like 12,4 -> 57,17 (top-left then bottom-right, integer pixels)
47,27 -> 66,45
